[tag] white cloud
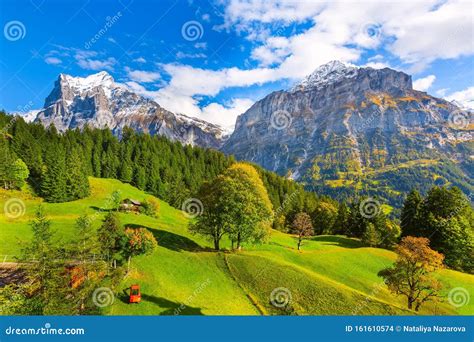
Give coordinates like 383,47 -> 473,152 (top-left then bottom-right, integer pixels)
124,80 -> 253,129
176,51 -> 207,59
223,0 -> 323,25
125,67 -> 161,83
445,86 -> 474,109
364,62 -> 390,69
387,0 -> 474,70
436,88 -> 449,97
223,0 -> 474,72
44,57 -> 62,65
413,75 -> 436,91
133,57 -> 147,63
73,50 -> 116,71
120,0 -> 474,128
201,98 -> 254,130
77,57 -> 116,71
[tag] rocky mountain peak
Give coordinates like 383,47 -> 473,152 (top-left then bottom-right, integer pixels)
35,71 -> 227,149
292,60 -> 359,91
222,63 -> 472,205
291,60 -> 412,93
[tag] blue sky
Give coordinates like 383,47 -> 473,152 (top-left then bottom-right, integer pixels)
0,0 -> 473,130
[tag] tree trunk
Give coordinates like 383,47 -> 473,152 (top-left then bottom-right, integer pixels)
127,255 -> 131,273
407,297 -> 413,310
237,232 -> 241,250
214,238 -> 220,251
297,236 -> 302,250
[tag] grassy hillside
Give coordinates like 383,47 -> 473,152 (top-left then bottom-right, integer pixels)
0,178 -> 472,315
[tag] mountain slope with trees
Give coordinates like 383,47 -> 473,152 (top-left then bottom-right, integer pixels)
0,177 -> 472,315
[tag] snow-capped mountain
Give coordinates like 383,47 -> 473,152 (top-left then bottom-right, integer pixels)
291,60 -> 360,92
222,61 -> 473,205
35,71 -> 226,148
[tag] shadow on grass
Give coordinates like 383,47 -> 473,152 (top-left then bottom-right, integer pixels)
310,235 -> 363,248
89,206 -> 115,213
125,224 -> 213,253
118,289 -> 204,315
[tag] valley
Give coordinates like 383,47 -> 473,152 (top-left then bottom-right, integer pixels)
1,178 -> 472,316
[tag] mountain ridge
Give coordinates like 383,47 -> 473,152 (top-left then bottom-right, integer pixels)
222,61 -> 473,206
34,71 -> 227,149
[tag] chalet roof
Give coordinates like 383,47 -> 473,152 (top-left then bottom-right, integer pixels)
122,199 -> 142,206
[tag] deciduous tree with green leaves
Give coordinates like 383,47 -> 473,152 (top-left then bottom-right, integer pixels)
189,163 -> 273,251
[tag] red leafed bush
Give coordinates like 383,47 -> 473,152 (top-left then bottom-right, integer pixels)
124,227 -> 158,256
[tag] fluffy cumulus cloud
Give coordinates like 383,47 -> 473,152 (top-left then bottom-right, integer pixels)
73,50 -> 117,71
125,67 -> 161,83
413,75 -> 436,91
445,87 -> 474,109
223,0 -> 473,73
201,98 -> 254,130
124,0 -> 473,128
77,57 -> 116,71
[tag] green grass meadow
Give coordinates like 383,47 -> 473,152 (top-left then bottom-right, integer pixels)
1,178 -> 472,315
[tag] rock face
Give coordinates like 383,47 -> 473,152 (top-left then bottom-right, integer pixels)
222,61 -> 473,204
35,72 -> 226,148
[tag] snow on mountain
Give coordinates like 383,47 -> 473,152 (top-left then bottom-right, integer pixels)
291,60 -> 360,92
21,109 -> 40,123
35,72 -> 226,148
59,71 -> 115,98
223,61 -> 472,206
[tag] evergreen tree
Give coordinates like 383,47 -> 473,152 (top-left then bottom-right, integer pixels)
401,189 -> 423,237
69,215 -> 105,314
65,148 -> 90,201
97,212 -> 127,268
20,206 -> 71,314
41,144 -> 67,202
333,202 -> 350,235
362,222 -> 381,247
401,186 -> 474,271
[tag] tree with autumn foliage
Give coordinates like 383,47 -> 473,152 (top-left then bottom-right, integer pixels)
378,236 -> 444,311
292,212 -> 314,250
124,227 -> 158,271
